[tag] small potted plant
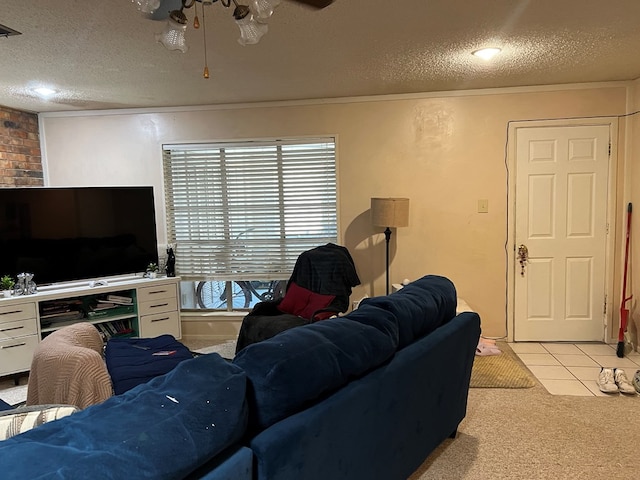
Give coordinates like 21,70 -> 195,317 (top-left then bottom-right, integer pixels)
146,263 -> 159,279
0,275 -> 15,298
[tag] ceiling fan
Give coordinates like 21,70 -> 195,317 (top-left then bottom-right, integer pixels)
141,0 -> 335,77
148,0 -> 335,20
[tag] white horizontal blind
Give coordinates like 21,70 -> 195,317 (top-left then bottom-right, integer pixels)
163,138 -> 337,281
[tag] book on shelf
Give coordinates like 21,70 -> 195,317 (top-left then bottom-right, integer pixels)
95,323 -> 110,340
41,310 -> 76,319
93,301 -> 118,310
40,299 -> 83,317
87,304 -> 134,318
42,317 -> 85,331
106,294 -> 133,305
114,319 -> 134,335
41,311 -> 85,326
41,299 -> 83,309
96,320 -> 135,340
105,322 -> 118,335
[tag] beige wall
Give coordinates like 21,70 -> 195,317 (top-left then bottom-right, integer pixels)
40,84 -> 632,338
627,80 -> 640,348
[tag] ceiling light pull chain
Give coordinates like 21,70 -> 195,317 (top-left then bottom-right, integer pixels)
202,2 -> 210,79
193,2 -> 201,29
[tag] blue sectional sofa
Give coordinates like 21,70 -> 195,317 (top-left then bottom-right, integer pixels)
0,275 -> 481,480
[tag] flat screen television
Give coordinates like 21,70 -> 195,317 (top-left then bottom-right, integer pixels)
0,186 -> 159,286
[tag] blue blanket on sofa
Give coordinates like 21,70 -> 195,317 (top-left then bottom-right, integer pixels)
0,353 -> 249,480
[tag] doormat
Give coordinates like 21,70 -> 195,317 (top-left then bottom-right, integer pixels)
470,342 -> 537,388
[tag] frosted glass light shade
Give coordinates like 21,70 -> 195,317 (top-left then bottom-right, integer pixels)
156,16 -> 188,53
249,0 -> 281,22
132,0 -> 161,14
235,13 -> 268,45
371,198 -> 410,228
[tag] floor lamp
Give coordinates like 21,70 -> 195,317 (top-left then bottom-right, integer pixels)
371,198 -> 410,295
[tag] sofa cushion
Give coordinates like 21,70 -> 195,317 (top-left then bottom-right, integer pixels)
360,275 -> 457,348
233,317 -> 397,431
0,399 -> 12,412
342,303 -> 400,347
0,353 -> 249,480
277,281 -> 336,320
105,334 -> 193,395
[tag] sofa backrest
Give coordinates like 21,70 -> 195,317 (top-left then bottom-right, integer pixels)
233,274 -> 457,433
233,316 -> 398,432
359,275 -> 457,348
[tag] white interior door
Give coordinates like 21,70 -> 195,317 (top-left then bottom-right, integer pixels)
514,125 -> 609,341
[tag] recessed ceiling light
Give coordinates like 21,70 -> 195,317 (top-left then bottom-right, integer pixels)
472,48 -> 502,60
32,87 -> 57,98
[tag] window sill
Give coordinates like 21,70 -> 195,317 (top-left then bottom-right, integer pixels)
180,311 -> 246,322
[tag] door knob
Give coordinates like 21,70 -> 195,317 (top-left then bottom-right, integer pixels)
517,244 -> 529,276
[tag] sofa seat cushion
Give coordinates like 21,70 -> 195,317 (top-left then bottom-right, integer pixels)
360,275 -> 457,348
0,353 -> 249,480
233,317 -> 397,431
0,399 -> 12,412
105,334 -> 193,395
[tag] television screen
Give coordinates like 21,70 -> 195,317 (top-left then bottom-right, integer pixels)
0,186 -> 159,286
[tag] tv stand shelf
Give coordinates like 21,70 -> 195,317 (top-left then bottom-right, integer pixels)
0,276 -> 181,377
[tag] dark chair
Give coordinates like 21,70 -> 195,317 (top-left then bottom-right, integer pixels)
235,243 -> 360,353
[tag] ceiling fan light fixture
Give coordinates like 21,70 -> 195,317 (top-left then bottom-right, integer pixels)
472,47 -> 502,60
249,0 -> 281,22
156,10 -> 189,52
132,0 -> 162,15
142,0 -> 296,72
234,6 -> 268,45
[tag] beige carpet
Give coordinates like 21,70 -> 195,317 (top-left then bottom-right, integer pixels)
470,342 -> 536,389
191,339 -> 237,359
0,384 -> 28,406
409,382 -> 640,480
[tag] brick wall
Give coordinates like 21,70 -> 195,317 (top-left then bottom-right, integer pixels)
0,106 -> 43,186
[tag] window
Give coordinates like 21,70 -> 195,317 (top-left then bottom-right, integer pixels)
163,138 -> 337,311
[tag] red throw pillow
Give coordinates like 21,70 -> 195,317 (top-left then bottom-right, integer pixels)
278,282 -> 336,320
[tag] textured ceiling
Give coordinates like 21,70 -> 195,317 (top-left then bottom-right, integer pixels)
1,0 -> 640,113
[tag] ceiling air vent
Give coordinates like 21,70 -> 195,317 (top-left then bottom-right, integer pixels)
0,24 -> 21,38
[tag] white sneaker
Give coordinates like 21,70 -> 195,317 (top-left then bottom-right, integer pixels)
614,368 -> 637,395
597,367 -> 618,393
633,370 -> 640,394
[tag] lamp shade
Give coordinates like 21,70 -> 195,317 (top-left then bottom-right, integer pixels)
371,198 -> 409,228
156,12 -> 188,53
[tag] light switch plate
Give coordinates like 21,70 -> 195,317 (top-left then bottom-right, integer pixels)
477,199 -> 489,213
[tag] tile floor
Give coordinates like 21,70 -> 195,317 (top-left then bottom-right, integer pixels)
510,342 -> 640,396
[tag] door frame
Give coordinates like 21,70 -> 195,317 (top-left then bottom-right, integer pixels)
506,117 -> 619,343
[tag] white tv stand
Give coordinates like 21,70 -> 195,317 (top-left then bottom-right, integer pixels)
0,276 -> 181,377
